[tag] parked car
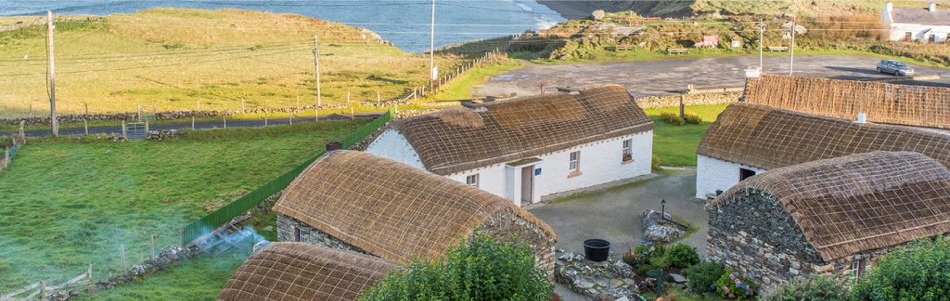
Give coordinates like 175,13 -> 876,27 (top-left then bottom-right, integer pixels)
876,60 -> 915,76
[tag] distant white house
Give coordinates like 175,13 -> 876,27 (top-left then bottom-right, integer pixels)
366,85 -> 654,207
882,1 -> 950,43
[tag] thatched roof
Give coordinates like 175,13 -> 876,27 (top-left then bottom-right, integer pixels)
697,103 -> 950,170
217,242 -> 393,301
711,152 -> 950,261
743,75 -> 950,129
390,85 -> 653,175
273,150 -> 557,263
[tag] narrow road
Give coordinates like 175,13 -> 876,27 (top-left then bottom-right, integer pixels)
4,114 -> 378,137
474,55 -> 950,98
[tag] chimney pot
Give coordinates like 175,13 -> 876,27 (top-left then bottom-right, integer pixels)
929,2 -> 937,12
856,112 -> 868,124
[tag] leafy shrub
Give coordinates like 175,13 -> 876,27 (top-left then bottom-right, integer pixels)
763,276 -> 848,301
852,237 -> 950,301
683,113 -> 702,125
659,112 -> 685,126
715,269 -> 757,300
667,244 -> 700,268
686,262 -> 725,293
651,155 -> 661,171
359,234 -> 553,301
624,243 -> 652,266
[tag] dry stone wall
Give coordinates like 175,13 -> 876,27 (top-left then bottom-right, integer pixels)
276,215 -> 369,256
635,92 -> 741,109
476,208 -> 558,278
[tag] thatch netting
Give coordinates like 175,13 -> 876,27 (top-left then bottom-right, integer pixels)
391,85 -> 653,175
697,103 -> 950,170
712,152 -> 950,261
273,150 -> 557,263
217,242 -> 394,301
744,75 -> 950,129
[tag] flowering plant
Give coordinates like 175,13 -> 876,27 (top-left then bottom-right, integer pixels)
714,269 -> 756,299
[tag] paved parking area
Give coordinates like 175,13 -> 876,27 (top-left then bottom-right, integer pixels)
529,170 -> 707,300
475,55 -> 950,98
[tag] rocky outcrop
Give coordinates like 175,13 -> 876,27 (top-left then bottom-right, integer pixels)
555,250 -> 642,300
642,209 -> 687,243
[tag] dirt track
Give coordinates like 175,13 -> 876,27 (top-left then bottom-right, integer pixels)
474,55 -> 950,98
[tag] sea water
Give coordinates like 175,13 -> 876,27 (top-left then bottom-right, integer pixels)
0,0 -> 565,52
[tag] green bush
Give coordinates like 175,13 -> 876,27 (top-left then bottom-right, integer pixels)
667,243 -> 700,268
685,262 -> 725,293
852,237 -> 950,301
683,113 -> 702,125
659,112 -> 685,126
715,269 -> 757,300
359,234 -> 553,301
764,276 -> 848,301
651,155 -> 661,171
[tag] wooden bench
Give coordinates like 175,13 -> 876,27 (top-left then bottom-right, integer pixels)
615,44 -> 634,51
667,48 -> 688,55
768,46 -> 789,52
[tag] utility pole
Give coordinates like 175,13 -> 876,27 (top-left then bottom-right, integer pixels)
758,20 -> 765,72
429,0 -> 436,91
789,17 -> 796,75
46,10 -> 58,137
313,34 -> 321,107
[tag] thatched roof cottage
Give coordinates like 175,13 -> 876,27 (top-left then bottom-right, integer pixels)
273,150 -> 558,274
707,151 -> 950,289
217,242 -> 394,301
365,85 -> 654,206
695,103 -> 950,199
744,75 -> 950,130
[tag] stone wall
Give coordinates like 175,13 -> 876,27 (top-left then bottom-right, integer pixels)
635,92 -> 741,109
276,214 -> 369,255
476,208 -> 558,278
706,189 -> 823,289
707,189 -> 895,291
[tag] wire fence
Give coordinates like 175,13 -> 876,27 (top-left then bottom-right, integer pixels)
180,108 -> 394,245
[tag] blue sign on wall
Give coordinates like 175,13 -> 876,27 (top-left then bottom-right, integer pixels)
535,168 -> 542,176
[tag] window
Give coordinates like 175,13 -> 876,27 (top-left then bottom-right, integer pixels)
739,168 -> 756,181
622,139 -> 633,162
294,227 -> 302,242
569,151 -> 581,171
850,259 -> 867,280
465,174 -> 479,188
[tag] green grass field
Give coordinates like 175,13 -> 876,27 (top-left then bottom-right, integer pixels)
0,9 -> 465,118
645,104 -> 728,167
0,119 -> 366,292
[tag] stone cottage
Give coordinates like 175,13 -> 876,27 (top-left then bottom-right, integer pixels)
272,150 -> 558,274
218,242 -> 394,301
707,151 -> 950,289
365,85 -> 654,206
882,1 -> 950,43
695,103 -> 950,199
743,75 -> 950,130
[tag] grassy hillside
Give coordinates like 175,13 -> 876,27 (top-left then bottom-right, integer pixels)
0,120 -> 365,292
0,9 -> 462,118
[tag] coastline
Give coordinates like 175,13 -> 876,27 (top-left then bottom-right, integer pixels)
535,0 -> 600,19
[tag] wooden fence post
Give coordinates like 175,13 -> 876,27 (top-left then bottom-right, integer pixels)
192,116 -> 196,130
40,281 -> 45,300
679,93 -> 686,119
121,121 -> 127,140
19,120 -> 25,143
120,244 -> 127,272
150,234 -> 156,258
87,264 -> 93,292
84,119 -> 89,135
223,116 -> 227,129
289,114 -> 293,125
144,120 -> 149,133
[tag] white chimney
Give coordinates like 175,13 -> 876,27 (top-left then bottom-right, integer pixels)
883,2 -> 895,24
856,112 -> 868,124
929,2 -> 938,12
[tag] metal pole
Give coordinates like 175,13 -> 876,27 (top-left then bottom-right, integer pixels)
789,18 -> 796,75
429,0 -> 436,90
46,10 -> 58,137
759,20 -> 764,71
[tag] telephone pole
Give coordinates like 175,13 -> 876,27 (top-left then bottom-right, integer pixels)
46,10 -> 58,137
313,34 -> 321,107
789,17 -> 796,75
758,20 -> 765,72
429,0 -> 436,90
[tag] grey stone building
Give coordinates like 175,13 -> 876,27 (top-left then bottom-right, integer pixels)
707,151 -> 950,290
272,150 -> 559,275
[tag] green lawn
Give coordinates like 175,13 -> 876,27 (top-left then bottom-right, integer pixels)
432,59 -> 524,101
645,104 -> 729,167
0,119 -> 366,292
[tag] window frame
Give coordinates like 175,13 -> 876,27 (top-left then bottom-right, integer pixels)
569,151 -> 581,171
294,227 -> 302,242
465,173 -> 479,188
622,139 -> 633,162
850,259 -> 867,280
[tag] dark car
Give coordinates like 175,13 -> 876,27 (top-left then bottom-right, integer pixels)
876,60 -> 915,76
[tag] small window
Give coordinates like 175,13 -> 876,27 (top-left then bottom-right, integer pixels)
569,151 -> 581,171
294,227 -> 302,242
465,174 -> 479,188
622,139 -> 633,162
850,259 -> 867,280
739,168 -> 756,181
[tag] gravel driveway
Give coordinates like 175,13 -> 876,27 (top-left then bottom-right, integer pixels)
474,55 -> 950,98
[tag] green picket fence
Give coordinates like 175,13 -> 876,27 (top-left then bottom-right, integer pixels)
180,108 -> 394,245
